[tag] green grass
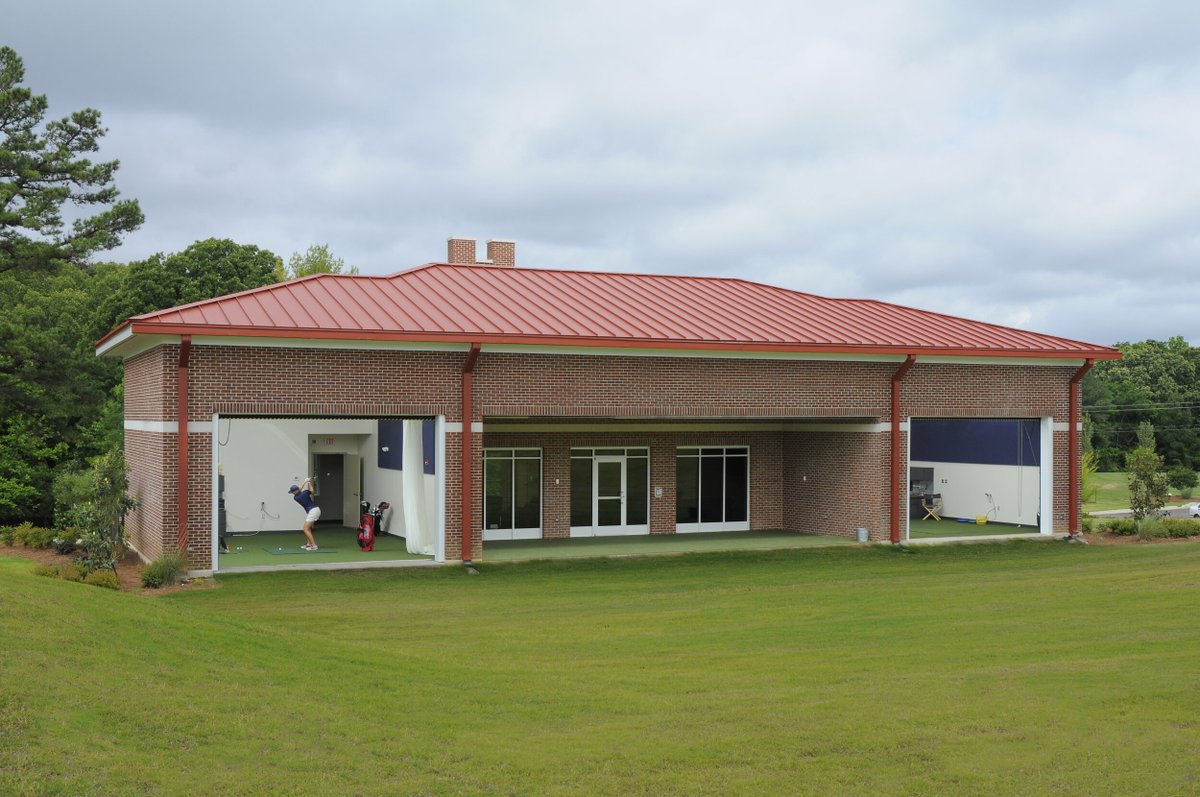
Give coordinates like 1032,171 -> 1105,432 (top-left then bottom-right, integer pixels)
1084,470 -> 1195,514
3,542 -> 1199,795
1084,470 -> 1133,513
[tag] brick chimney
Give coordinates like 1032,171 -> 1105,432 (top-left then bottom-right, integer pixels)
446,237 -> 517,267
486,239 -> 516,268
447,237 -> 476,265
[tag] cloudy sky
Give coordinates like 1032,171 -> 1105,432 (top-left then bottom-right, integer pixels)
8,0 -> 1200,346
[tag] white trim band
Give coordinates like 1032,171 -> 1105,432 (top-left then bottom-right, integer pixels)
443,422 -> 484,434
124,419 -> 217,434
481,421 -> 901,433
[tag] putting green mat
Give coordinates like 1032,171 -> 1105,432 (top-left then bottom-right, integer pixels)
263,546 -> 340,555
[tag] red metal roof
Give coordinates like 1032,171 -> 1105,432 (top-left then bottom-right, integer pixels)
97,262 -> 1119,359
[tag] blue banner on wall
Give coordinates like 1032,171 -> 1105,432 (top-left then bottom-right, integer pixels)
378,419 -> 403,470
422,419 -> 435,474
911,419 -> 1040,466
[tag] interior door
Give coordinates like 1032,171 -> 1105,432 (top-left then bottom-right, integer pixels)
314,454 -> 343,523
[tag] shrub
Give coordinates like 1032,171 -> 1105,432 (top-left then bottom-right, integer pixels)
1136,516 -> 1166,541
140,551 -> 185,589
59,563 -> 86,582
83,569 -> 121,590
32,563 -> 60,578
70,449 -> 138,574
1167,466 -> 1198,494
0,526 -> 14,545
1081,517 -> 1097,533
1162,518 -> 1200,539
13,523 -> 55,549
52,468 -> 93,530
1098,517 -> 1138,536
53,533 -> 79,555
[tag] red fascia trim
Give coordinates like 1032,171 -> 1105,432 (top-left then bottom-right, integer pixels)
461,343 -> 481,564
122,322 -> 1122,360
891,355 -> 917,543
177,335 -> 191,554
1069,359 -> 1095,534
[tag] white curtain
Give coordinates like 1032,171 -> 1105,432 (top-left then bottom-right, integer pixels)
402,420 -> 435,555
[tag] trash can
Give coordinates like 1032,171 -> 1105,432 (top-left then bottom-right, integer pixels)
855,527 -> 869,543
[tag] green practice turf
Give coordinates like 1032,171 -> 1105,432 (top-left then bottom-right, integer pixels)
219,526 -> 430,568
908,518 -> 1036,539
263,546 -> 340,555
3,542 -> 1199,795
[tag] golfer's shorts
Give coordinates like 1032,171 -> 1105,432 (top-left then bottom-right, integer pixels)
306,507 -> 322,523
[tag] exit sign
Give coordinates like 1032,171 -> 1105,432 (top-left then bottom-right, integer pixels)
324,438 -> 334,445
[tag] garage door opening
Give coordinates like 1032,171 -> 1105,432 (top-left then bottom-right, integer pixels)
907,418 -> 1051,541
212,416 -> 443,571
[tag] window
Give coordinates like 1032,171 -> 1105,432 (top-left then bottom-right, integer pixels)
483,449 -> 541,539
676,447 -> 749,531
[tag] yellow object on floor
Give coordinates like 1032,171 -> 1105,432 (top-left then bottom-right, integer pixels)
976,516 -> 988,525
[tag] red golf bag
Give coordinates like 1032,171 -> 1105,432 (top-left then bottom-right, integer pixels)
357,501 -> 377,552
357,501 -> 389,552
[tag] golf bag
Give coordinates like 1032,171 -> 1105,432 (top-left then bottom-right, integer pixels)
357,501 -> 390,552
357,501 -> 377,552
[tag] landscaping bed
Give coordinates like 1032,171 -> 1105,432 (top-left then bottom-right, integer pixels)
0,542 -> 213,594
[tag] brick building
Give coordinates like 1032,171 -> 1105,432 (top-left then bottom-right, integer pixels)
97,238 -> 1119,574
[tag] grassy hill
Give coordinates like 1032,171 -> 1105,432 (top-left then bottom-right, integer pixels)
2,542 -> 1198,795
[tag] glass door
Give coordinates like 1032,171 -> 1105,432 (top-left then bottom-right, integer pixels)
570,448 -> 650,537
595,456 -> 625,529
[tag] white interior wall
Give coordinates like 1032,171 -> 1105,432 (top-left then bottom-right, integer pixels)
219,418 -> 393,533
910,460 -> 1041,526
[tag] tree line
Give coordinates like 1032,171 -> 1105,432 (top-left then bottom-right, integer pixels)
1,45 -> 355,525
1083,337 -> 1200,473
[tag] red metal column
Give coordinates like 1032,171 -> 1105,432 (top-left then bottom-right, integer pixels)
177,335 -> 192,554
890,355 -> 917,543
1069,359 -> 1095,536
461,343 -> 481,564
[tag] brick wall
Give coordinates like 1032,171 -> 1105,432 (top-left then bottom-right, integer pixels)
122,342 -> 1080,567
783,431 -> 889,540
123,429 -> 170,561
475,354 -> 894,419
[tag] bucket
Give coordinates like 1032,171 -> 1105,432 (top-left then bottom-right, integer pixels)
975,515 -> 988,525
855,527 -> 869,543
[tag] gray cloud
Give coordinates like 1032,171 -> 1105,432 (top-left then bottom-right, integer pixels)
7,0 -> 1200,345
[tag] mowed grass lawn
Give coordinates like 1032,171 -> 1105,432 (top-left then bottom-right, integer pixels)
3,543 -> 1199,796
1085,470 -> 1195,514
1084,470 -> 1132,513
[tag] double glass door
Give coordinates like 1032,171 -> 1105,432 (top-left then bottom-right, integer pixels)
570,448 -> 649,537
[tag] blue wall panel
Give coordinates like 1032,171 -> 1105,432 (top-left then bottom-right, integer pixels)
378,420 -> 403,470
912,419 -> 1040,466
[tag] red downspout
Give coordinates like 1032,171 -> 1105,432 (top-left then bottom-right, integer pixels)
890,355 -> 917,543
461,343 -> 482,564
1069,359 -> 1095,536
177,335 -> 192,554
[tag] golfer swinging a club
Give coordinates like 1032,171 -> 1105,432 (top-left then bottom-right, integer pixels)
288,476 -> 320,551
